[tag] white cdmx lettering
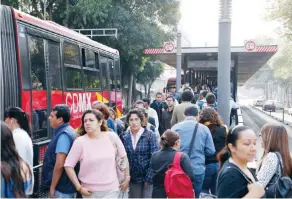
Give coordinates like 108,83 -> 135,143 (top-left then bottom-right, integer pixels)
65,93 -> 92,113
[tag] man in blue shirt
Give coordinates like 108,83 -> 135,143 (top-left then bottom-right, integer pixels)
171,106 -> 215,198
42,104 -> 77,198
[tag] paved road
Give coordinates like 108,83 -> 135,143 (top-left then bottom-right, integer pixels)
241,105 -> 292,161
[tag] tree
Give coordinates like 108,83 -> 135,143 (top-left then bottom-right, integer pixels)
266,0 -> 292,41
136,60 -> 164,98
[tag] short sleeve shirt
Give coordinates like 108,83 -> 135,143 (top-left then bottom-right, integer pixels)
55,134 -> 71,154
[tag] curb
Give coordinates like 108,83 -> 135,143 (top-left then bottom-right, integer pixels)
250,105 -> 292,128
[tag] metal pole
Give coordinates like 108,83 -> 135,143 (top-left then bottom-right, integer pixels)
218,0 -> 232,126
44,0 -> 46,20
176,32 -> 182,92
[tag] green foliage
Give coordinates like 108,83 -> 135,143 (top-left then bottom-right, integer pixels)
136,60 -> 164,96
266,0 -> 292,40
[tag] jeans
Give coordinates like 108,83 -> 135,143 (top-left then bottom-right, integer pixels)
194,173 -> 205,198
82,189 -> 119,198
202,163 -> 219,195
54,190 -> 75,198
129,182 -> 153,198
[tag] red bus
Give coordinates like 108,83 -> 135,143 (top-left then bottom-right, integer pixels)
0,5 -> 122,196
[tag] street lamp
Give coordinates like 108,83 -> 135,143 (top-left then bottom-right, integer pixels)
218,0 -> 232,126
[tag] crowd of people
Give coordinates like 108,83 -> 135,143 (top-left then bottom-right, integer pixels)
1,85 -> 292,198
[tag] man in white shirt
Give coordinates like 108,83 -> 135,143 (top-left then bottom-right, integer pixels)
142,97 -> 159,130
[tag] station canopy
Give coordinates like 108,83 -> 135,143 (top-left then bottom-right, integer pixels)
144,45 -> 278,86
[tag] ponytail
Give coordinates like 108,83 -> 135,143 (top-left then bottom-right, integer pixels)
101,119 -> 109,132
217,146 -> 230,169
20,112 -> 31,138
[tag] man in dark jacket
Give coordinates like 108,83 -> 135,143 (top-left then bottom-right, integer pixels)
42,104 -> 77,198
161,95 -> 175,134
150,92 -> 167,134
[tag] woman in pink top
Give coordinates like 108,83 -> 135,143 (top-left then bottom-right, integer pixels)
64,109 -> 129,198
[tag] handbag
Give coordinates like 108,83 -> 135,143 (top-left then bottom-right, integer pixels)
265,152 -> 292,198
108,132 -> 126,183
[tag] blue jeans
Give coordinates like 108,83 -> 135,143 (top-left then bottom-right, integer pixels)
202,163 -> 219,195
54,190 -> 75,198
194,173 -> 205,198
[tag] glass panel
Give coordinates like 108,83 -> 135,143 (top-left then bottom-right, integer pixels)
28,35 -> 48,140
64,42 -> 80,65
109,59 -> 115,91
99,56 -> 109,90
48,42 -> 62,90
65,67 -> 82,88
28,35 -> 46,90
114,59 -> 121,90
85,50 -> 95,68
84,69 -> 100,89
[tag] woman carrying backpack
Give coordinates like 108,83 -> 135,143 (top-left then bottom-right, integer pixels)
151,130 -> 195,198
256,124 -> 292,198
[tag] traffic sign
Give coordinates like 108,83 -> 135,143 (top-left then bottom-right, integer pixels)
163,41 -> 175,53
244,40 -> 256,52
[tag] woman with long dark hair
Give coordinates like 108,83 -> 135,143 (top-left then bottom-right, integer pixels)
198,107 -> 226,196
256,124 -> 292,197
64,109 -> 129,198
216,126 -> 265,198
1,122 -> 32,198
4,107 -> 34,195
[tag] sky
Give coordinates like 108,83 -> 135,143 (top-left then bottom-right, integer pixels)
179,0 -> 279,47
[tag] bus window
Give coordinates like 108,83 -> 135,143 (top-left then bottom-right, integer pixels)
28,35 -> 48,140
63,42 -> 82,89
114,59 -> 121,91
99,56 -> 109,91
109,59 -> 115,91
64,42 -> 80,66
83,50 -> 100,89
48,42 -> 62,90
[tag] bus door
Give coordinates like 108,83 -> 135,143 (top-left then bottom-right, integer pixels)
44,40 -> 63,135
99,55 -> 111,106
108,58 -> 117,108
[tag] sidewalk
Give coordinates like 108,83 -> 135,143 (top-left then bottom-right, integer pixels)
252,105 -> 292,127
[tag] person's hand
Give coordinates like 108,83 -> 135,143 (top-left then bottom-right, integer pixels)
248,183 -> 265,198
80,187 -> 92,196
49,187 -> 55,198
120,178 -> 130,192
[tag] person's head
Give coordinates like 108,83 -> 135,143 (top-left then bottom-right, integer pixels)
142,98 -> 151,108
4,107 -> 31,137
184,106 -> 199,118
1,122 -> 29,197
126,109 -> 144,132
206,93 -> 216,105
137,107 -> 148,126
200,90 -> 209,99
166,95 -> 175,108
93,103 -> 110,120
217,126 -> 257,169
198,107 -> 223,127
78,109 -> 108,136
160,130 -> 181,150
109,107 -> 117,120
170,85 -> 176,93
156,92 -> 163,102
260,124 -> 292,176
92,101 -> 104,110
49,104 -> 70,129
133,100 -> 145,109
181,90 -> 194,102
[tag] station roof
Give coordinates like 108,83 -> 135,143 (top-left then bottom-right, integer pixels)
144,45 -> 278,86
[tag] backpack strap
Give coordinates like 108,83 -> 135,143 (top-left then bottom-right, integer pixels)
187,123 -> 199,157
173,152 -> 183,169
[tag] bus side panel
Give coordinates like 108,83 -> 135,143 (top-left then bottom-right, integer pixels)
116,91 -> 123,117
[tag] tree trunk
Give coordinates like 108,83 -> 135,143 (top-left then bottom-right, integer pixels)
147,82 -> 153,98
65,0 -> 69,27
143,84 -> 147,98
128,73 -> 134,108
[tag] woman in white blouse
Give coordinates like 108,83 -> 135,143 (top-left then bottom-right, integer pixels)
4,107 -> 34,195
256,124 -> 292,192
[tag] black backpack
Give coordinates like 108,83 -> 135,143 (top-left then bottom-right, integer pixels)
265,152 -> 292,198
